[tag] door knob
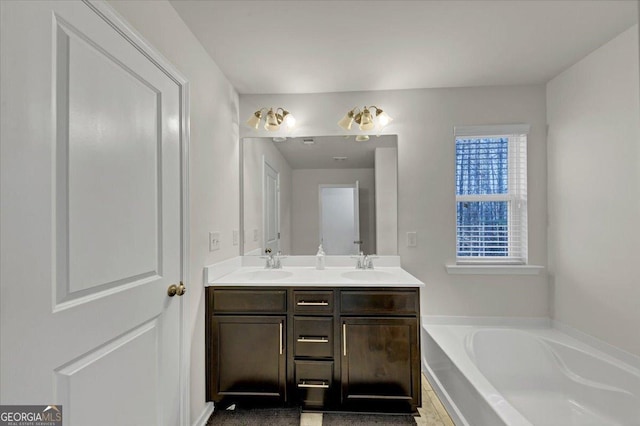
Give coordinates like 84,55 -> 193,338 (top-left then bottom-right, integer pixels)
167,282 -> 186,297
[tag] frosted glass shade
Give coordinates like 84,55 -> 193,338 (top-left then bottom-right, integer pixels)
264,110 -> 280,131
376,110 -> 393,128
283,112 -> 296,129
246,113 -> 261,129
359,109 -> 375,131
338,113 -> 354,131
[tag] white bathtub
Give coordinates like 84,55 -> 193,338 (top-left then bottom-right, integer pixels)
422,324 -> 640,426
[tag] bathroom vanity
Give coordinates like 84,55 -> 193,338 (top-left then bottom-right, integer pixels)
205,264 -> 423,413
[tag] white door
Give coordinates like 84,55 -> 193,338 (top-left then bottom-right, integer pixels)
1,2 -> 186,425
319,182 -> 361,255
263,159 -> 280,254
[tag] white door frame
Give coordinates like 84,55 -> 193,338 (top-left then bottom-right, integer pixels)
87,2 -> 191,424
262,156 -> 280,254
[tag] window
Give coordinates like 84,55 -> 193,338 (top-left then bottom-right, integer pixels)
454,124 -> 529,264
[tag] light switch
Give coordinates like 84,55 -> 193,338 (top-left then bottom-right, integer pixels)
407,232 -> 417,247
232,230 -> 239,246
209,232 -> 220,251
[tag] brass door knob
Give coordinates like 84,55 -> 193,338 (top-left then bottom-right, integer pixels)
167,282 -> 186,297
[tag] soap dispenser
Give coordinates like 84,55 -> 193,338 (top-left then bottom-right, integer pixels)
316,244 -> 325,270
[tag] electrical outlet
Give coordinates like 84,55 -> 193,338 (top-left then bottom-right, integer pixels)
253,229 -> 259,242
209,232 -> 220,251
232,230 -> 239,246
407,232 -> 417,247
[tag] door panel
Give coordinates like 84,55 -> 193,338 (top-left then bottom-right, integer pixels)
57,14 -> 162,299
341,317 -> 419,408
1,2 -> 184,425
212,316 -> 286,400
319,183 -> 360,255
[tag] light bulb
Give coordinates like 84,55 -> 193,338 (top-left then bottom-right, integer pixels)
264,109 -> 280,131
338,112 -> 354,131
376,110 -> 393,128
359,108 -> 375,131
246,111 -> 262,129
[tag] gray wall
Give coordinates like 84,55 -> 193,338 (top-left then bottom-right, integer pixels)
241,84 -> 549,318
547,25 -> 640,356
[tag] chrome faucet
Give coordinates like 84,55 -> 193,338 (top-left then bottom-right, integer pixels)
272,251 -> 285,269
352,252 -> 376,269
263,248 -> 274,269
262,249 -> 285,269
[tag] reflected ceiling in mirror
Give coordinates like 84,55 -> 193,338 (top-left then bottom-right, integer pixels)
271,136 -> 397,169
241,135 -> 398,256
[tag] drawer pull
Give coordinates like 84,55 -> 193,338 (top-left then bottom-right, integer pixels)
298,380 -> 329,389
279,321 -> 283,355
297,301 -> 329,306
297,336 -> 329,343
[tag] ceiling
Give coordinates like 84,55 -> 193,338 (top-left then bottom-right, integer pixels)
169,1 -> 637,95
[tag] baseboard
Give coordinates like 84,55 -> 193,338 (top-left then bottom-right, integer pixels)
192,402 -> 214,426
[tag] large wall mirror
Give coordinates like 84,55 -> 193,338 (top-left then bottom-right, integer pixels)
241,135 -> 398,256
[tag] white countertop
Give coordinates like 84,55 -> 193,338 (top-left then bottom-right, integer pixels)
207,266 -> 424,287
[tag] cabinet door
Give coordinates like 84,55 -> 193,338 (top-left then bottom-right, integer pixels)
211,316 -> 286,402
341,317 -> 420,411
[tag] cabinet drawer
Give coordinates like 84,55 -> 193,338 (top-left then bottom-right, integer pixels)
294,317 -> 333,358
212,289 -> 286,313
341,290 -> 418,315
294,360 -> 334,408
293,290 -> 334,313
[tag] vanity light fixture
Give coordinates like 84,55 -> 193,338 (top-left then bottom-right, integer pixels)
338,106 -> 393,132
246,107 -> 296,131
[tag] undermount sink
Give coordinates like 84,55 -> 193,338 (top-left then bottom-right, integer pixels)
341,270 -> 396,282
236,270 -> 293,281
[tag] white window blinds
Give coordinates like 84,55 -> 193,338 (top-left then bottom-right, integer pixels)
454,124 -> 529,264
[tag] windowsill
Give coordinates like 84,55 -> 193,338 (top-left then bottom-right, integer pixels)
445,264 -> 544,275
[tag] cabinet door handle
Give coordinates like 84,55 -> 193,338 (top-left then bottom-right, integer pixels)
297,301 -> 329,306
343,323 -> 347,356
298,380 -> 329,389
297,336 -> 329,343
279,321 -> 283,355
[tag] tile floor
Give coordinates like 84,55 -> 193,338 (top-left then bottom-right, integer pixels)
299,374 -> 454,426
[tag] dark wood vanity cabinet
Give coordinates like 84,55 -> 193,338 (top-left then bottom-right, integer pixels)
206,286 -> 420,413
206,289 -> 287,403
